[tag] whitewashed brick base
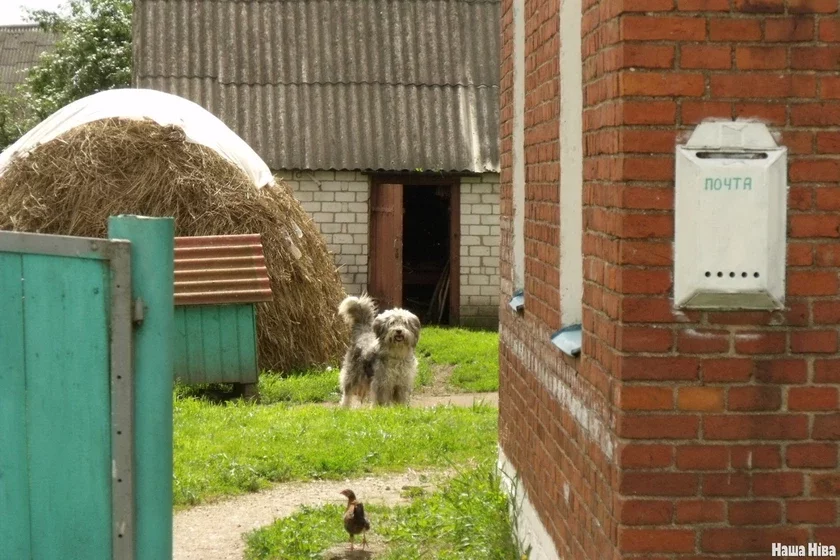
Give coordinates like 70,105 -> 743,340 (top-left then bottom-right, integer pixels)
280,169 -> 500,327
498,448 -> 562,560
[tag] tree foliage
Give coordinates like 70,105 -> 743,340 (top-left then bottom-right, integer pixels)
0,0 -> 132,149
25,0 -> 133,119
0,92 -> 35,149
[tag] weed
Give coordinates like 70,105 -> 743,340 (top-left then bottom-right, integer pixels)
245,461 -> 526,560
173,399 -> 498,507
174,327 -> 484,405
416,327 -> 499,392
258,368 -> 341,404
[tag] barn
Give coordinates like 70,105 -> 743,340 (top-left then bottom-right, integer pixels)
132,0 -> 501,328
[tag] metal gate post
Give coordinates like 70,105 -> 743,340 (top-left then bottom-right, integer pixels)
109,239 -> 135,560
109,216 -> 175,560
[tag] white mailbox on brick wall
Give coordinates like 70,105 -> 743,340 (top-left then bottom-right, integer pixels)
674,121 -> 788,310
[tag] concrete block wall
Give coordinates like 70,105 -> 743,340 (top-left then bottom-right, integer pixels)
281,169 -> 501,327
279,170 -> 370,296
461,173 -> 501,328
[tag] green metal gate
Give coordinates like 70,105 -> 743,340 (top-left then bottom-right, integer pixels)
0,216 -> 174,560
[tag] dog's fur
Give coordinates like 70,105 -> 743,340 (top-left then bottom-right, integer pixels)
337,295 -> 421,407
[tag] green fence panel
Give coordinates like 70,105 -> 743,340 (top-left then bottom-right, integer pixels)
236,305 -> 259,376
1,221 -> 172,560
25,254 -> 113,559
0,253 -> 30,559
174,304 -> 258,384
0,249 -> 113,559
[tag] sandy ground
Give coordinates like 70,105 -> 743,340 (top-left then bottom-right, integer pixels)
174,469 -> 448,560
324,391 -> 499,410
410,392 -> 498,408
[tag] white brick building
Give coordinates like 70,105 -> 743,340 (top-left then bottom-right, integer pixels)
281,170 -> 500,328
134,0 -> 501,327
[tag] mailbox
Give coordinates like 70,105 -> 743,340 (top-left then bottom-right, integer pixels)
674,121 -> 788,310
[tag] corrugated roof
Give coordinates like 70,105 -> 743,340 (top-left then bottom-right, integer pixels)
174,234 -> 273,306
133,0 -> 500,173
0,24 -> 58,94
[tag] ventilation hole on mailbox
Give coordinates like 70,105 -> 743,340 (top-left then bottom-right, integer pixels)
717,272 -> 723,278
118,478 -> 123,483
754,272 -> 760,278
742,272 -> 748,278
705,271 -> 711,277
729,272 -> 736,278
117,431 -> 122,435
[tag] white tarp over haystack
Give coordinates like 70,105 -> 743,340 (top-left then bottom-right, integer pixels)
0,88 -> 275,188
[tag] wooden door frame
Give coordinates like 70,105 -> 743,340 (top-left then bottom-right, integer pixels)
368,174 -> 462,325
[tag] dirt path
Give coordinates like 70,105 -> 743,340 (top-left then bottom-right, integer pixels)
174,469 -> 449,560
321,392 -> 499,409
175,372 -> 498,560
411,391 -> 498,408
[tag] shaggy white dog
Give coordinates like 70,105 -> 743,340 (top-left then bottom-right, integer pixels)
337,294 -> 420,407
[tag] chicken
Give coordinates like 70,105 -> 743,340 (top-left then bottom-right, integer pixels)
340,489 -> 370,551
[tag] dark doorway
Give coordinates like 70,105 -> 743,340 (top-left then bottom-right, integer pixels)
402,185 -> 451,324
368,176 -> 460,325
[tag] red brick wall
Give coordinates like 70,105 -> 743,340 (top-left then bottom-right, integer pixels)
524,0 -> 562,332
499,0 -> 620,557
500,0 -> 840,557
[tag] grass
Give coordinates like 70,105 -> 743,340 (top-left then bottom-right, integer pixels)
173,399 -> 498,507
416,327 -> 499,393
174,327 -> 498,404
245,461 -> 526,560
259,368 -> 342,404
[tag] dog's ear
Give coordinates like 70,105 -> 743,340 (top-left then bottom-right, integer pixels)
408,314 -> 421,342
373,315 -> 387,340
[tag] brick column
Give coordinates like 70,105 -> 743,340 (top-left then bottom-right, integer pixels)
582,0 -> 840,557
500,0 -> 620,557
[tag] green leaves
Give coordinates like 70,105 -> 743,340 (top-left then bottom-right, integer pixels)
0,91 -> 36,149
24,0 -> 133,120
0,0 -> 132,150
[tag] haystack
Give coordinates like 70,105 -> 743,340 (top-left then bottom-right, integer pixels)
0,118 -> 347,372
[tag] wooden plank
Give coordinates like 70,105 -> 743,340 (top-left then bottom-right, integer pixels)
449,182 -> 461,325
368,182 -> 404,309
0,252 -> 31,559
219,305 -> 245,381
200,306 -> 223,382
173,307 -> 189,381
24,254 -> 112,560
184,307 -> 206,384
0,230 -> 113,260
237,305 -> 259,381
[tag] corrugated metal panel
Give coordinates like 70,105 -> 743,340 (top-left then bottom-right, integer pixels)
174,234 -> 273,306
133,0 -> 500,173
0,25 -> 59,93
